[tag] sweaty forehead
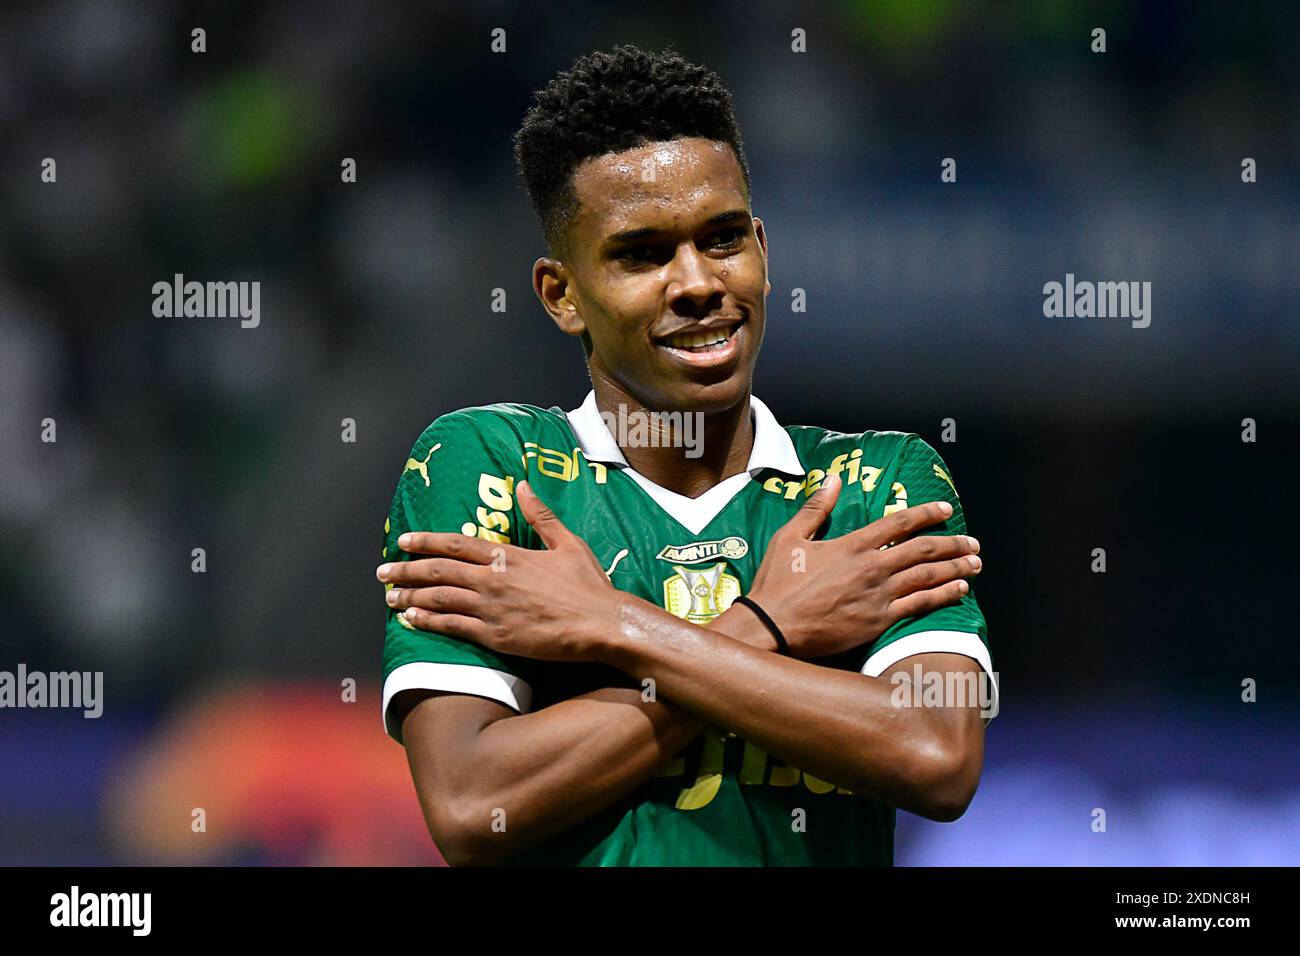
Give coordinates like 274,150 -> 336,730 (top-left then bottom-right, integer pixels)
570,138 -> 747,236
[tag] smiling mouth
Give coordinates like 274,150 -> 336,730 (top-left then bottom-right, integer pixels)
655,318 -> 745,356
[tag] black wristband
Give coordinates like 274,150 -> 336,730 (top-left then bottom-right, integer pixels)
732,595 -> 789,655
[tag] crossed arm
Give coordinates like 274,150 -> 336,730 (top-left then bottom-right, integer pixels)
395,653 -> 982,866
384,476 -> 987,865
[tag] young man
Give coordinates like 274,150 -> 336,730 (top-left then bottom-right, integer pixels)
377,45 -> 994,866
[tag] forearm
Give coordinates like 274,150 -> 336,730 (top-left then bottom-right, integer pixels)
598,595 -> 953,813
443,687 -> 695,862
438,604 -> 774,863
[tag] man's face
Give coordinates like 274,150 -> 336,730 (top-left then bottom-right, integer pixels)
545,136 -> 769,414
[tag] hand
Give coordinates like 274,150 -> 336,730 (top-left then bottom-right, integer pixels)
376,481 -> 625,662
744,473 -> 981,658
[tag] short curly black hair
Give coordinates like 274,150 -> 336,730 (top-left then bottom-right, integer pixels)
513,44 -> 751,258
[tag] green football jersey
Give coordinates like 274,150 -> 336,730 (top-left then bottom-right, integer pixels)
381,391 -> 992,866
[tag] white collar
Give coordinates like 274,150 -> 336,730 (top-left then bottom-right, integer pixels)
564,390 -> 805,534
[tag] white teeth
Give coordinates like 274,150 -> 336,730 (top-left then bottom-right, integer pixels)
664,329 -> 733,351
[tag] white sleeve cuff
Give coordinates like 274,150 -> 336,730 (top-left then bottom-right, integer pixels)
382,661 -> 534,741
861,630 -> 998,723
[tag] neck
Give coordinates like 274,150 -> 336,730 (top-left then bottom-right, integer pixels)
590,373 -> 754,499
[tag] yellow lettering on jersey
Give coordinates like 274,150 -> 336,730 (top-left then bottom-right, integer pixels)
765,462 -> 892,500
802,772 -> 837,794
769,760 -> 800,787
773,453 -> 892,499
583,457 -> 608,484
538,446 -> 575,481
740,744 -> 853,796
757,475 -> 802,499
883,481 -> 908,516
523,442 -> 576,482
477,473 -> 515,511
826,450 -> 866,486
476,506 -> 510,534
845,449 -> 863,485
521,443 -> 540,474
675,730 -> 726,810
656,734 -> 858,800
459,473 -> 515,542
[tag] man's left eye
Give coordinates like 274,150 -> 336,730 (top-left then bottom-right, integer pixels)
711,229 -> 745,248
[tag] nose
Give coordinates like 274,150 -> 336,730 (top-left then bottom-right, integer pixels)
667,244 -> 727,311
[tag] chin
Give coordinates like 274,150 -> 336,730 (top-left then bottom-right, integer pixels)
650,372 -> 752,415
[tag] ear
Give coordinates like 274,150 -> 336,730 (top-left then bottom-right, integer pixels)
533,257 -> 587,338
752,216 -> 771,297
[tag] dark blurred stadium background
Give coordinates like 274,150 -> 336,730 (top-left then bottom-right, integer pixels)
1,0 -> 1297,865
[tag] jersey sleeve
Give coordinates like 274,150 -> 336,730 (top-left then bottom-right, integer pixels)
856,435 -> 998,719
381,410 -> 533,743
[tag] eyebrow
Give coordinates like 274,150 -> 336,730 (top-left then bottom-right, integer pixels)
604,209 -> 751,246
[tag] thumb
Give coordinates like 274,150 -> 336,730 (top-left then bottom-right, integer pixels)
517,479 -> 570,550
783,472 -> 841,539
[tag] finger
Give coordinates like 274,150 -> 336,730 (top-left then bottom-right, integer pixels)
518,479 -> 572,551
395,531 -> 500,564
377,557 -> 482,587
887,554 -> 982,599
399,607 -> 490,643
878,533 -> 980,574
854,500 -> 953,550
886,579 -> 971,622
386,585 -> 485,617
780,473 -> 842,540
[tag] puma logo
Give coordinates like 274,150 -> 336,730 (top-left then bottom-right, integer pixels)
604,548 -> 629,578
933,463 -> 958,499
404,444 -> 441,487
